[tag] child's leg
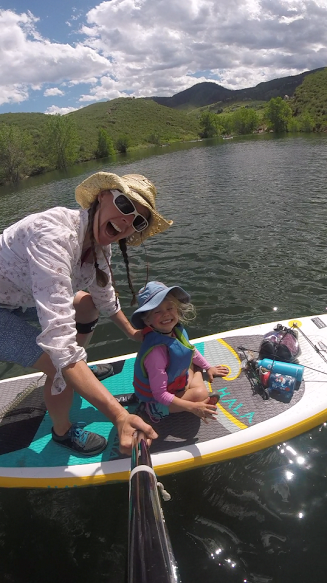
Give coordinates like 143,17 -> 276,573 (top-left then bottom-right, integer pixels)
168,365 -> 219,414
180,365 -> 208,402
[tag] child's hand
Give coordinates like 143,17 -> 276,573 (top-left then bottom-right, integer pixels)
191,399 -> 218,423
206,365 -> 229,382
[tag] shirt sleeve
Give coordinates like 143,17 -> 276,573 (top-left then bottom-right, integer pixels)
144,345 -> 175,406
26,230 -> 86,395
192,347 -> 212,370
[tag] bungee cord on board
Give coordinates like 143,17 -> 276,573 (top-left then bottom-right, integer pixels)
238,321 -> 327,383
0,374 -> 46,421
292,322 -> 327,365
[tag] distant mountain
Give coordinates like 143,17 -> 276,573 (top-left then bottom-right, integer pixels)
151,68 -> 326,109
151,82 -> 234,109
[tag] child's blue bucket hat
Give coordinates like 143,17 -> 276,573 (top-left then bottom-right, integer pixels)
131,281 -> 190,329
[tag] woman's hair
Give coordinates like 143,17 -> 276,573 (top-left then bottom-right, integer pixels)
87,198 -> 137,304
118,238 -> 137,305
143,292 -> 196,326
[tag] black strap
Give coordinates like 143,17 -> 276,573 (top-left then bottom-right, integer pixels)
76,318 -> 99,334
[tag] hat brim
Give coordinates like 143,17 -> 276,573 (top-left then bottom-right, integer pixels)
131,285 -> 190,329
75,172 -> 172,246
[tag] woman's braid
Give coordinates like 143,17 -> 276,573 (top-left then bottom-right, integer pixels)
119,239 -> 136,305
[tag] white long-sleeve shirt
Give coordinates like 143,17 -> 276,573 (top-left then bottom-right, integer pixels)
0,207 -> 120,394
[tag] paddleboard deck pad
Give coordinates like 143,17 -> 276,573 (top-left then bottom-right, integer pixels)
1,314 -> 327,488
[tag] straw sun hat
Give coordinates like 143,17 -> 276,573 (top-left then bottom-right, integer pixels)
75,171 -> 173,246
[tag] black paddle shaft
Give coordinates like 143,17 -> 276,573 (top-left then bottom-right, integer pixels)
128,435 -> 180,583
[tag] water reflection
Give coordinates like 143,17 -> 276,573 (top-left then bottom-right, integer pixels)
1,134 -> 327,582
158,420 -> 327,581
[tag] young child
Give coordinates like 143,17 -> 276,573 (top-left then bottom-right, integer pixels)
132,281 -> 229,422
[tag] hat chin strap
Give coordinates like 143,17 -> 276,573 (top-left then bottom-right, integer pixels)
151,325 -> 174,336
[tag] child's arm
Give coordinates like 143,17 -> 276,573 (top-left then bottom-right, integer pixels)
168,394 -> 218,420
193,348 -> 229,381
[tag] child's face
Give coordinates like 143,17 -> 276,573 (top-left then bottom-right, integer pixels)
144,298 -> 179,333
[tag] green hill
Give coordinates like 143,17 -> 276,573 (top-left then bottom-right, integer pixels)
0,112 -> 48,133
69,97 -> 201,159
0,98 -> 201,182
291,68 -> 327,129
0,67 -> 326,185
0,98 -> 201,163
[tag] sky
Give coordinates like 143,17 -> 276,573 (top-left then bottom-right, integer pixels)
0,0 -> 326,115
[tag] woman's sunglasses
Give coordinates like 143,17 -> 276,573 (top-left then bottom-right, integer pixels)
111,190 -> 149,233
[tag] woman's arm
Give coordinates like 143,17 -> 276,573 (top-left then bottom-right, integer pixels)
110,309 -> 143,342
63,360 -> 157,453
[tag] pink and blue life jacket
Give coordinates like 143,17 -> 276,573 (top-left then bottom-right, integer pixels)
133,324 -> 195,402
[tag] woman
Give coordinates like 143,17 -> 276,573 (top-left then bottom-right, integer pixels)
0,172 -> 173,456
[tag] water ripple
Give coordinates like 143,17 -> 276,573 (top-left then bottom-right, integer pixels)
1,134 -> 327,582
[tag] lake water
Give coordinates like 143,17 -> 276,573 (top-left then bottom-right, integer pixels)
1,133 -> 327,582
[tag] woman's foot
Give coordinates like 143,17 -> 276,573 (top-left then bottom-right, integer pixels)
88,363 -> 114,381
52,422 -> 107,456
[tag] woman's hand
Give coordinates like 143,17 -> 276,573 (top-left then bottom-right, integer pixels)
115,411 -> 158,454
206,365 -> 229,382
190,399 -> 218,423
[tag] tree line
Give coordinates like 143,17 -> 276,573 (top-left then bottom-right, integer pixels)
199,96 -> 319,138
0,115 -> 130,185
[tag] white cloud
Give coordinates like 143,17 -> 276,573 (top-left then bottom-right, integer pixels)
78,0 -> 327,101
0,1 -> 326,110
0,9 -> 112,106
44,88 -> 65,96
0,84 -> 30,107
79,75 -> 128,101
45,105 -> 81,115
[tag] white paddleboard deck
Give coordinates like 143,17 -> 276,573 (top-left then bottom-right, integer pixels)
1,314 -> 327,488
